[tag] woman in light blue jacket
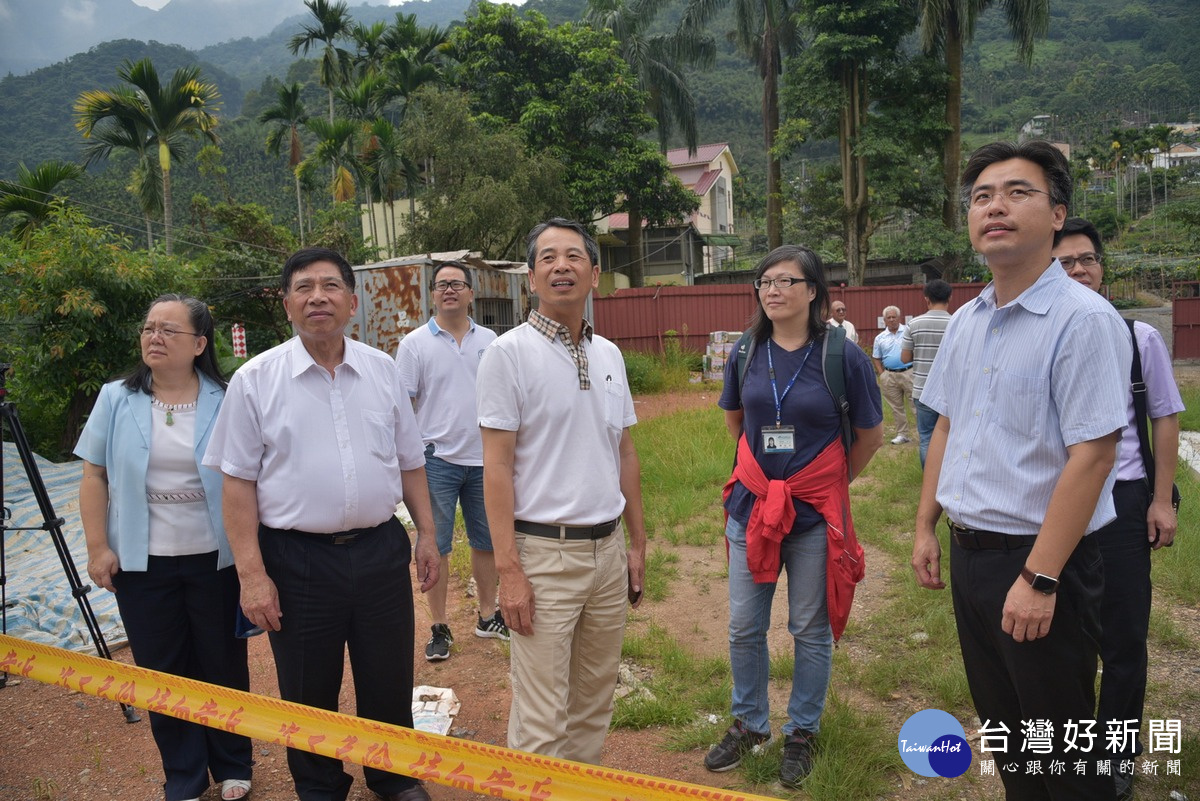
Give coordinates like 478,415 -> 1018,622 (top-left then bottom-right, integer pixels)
75,295 -> 252,801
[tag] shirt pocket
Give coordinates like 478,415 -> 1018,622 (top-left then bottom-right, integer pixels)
361,410 -> 398,463
991,371 -> 1046,440
604,379 -> 627,431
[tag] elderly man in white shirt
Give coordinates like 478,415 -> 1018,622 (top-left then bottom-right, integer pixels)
396,260 -> 506,663
478,218 -> 648,765
826,300 -> 858,344
204,247 -> 439,801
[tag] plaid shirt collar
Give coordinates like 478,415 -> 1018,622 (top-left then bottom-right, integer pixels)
528,310 -> 593,390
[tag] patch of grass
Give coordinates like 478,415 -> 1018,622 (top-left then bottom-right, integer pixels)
631,406 -> 731,546
736,692 -> 901,800
1177,383 -> 1200,430
1148,605 -> 1197,651
1155,457 -> 1200,606
615,625 -> 731,732
643,547 -> 679,602
769,651 -> 794,682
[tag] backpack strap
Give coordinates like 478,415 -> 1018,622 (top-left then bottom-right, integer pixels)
735,332 -> 756,399
821,325 -> 855,471
1127,318 -> 1155,486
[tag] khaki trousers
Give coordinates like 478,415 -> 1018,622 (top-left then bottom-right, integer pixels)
508,524 -> 628,764
878,369 -> 913,438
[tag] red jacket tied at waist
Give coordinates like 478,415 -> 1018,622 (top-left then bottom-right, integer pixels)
722,435 -> 865,641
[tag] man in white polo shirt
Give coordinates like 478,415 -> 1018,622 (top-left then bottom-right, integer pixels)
478,218 -> 648,764
396,260 -> 506,662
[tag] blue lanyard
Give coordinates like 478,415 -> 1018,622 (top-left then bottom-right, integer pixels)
767,338 -> 814,426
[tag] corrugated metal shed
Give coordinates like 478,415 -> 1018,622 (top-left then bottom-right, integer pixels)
348,251 -> 530,355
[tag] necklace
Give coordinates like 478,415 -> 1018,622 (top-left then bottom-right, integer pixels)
151,396 -> 197,426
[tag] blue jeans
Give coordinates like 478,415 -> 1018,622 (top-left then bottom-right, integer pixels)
424,448 -> 492,555
726,516 -> 832,736
914,398 -> 938,468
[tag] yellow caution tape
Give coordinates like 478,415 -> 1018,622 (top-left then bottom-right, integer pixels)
0,634 -> 782,801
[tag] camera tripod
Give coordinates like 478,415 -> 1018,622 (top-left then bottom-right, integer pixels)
0,364 -> 140,722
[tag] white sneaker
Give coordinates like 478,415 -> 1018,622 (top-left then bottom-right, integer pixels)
890,435 -> 911,445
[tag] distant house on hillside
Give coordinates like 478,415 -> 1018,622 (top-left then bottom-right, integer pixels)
596,143 -> 740,287
1152,143 -> 1200,169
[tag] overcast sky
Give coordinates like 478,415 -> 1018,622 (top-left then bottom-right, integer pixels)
129,0 -> 485,8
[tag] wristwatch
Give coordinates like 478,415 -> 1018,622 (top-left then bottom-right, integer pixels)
1020,566 -> 1059,595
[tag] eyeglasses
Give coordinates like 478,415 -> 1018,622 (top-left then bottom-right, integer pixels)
967,187 -> 1051,209
753,276 -> 811,290
290,278 -> 348,296
433,280 -> 470,292
139,325 -> 199,339
1059,254 -> 1100,270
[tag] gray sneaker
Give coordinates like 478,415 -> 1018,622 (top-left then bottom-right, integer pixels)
704,719 -> 773,772
780,730 -> 816,787
425,623 -> 452,662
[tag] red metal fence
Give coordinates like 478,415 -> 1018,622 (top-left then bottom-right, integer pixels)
1173,283 -> 1200,359
593,282 -> 987,354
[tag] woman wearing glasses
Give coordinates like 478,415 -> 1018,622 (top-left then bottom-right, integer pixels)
75,295 -> 253,801
706,246 -> 883,787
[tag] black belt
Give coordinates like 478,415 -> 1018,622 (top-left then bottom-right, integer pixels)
948,521 -> 1037,551
885,366 -> 912,372
515,518 -> 619,540
261,518 -> 394,546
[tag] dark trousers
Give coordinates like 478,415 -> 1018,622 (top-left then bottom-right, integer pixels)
1097,480 -> 1153,757
112,553 -> 252,801
260,517 -> 418,801
951,535 -> 1115,801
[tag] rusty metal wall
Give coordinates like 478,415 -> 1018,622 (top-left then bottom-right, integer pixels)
350,258 -> 529,355
1173,285 -> 1200,359
594,282 -> 986,354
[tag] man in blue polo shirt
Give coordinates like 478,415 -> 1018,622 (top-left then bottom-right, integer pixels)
872,306 -> 913,445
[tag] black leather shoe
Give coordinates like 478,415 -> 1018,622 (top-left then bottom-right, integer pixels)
375,784 -> 432,801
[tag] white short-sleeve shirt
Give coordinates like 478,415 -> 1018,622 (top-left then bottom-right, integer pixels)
203,336 -> 426,533
395,318 -> 496,466
477,322 -> 635,525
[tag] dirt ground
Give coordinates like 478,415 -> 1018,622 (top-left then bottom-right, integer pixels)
1,382 -> 1198,801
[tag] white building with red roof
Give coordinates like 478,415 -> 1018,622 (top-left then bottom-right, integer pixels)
596,142 -> 740,286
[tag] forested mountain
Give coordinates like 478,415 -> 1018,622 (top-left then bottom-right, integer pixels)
0,0 -> 1197,247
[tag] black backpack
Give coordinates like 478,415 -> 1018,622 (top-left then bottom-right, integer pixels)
731,325 -> 854,459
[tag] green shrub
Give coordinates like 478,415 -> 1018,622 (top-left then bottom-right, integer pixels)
624,350 -> 665,394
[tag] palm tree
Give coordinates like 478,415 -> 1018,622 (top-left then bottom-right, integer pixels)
682,0 -> 802,250
0,160 -> 84,241
917,0 -> 1048,258
350,20 -> 390,81
289,0 -> 354,123
383,14 -> 451,116
361,118 -> 410,257
301,117 -> 360,203
75,57 -> 221,255
260,82 -> 310,245
586,0 -> 715,153
338,75 -> 391,251
587,0 -> 715,286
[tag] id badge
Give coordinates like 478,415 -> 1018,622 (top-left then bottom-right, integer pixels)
762,425 -> 795,453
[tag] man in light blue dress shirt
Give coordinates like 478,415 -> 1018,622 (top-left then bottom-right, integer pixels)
911,141 -> 1129,801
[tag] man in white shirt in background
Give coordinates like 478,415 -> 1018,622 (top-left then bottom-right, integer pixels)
396,260 -> 507,663
826,300 -> 858,344
205,247 -> 438,801
478,218 -> 648,764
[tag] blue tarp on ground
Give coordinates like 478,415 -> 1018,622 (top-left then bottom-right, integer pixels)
2,442 -> 125,651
